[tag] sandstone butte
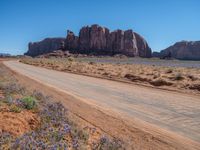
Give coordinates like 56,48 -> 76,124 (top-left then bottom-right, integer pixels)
25,24 -> 152,57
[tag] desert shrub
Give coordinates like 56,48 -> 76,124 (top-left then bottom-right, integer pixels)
102,72 -> 109,76
89,61 -> 95,65
92,136 -> 123,150
10,105 -> 22,113
4,95 -> 13,105
2,83 -> 25,95
21,96 -> 37,110
153,73 -> 160,79
187,74 -> 197,81
124,74 -> 150,82
32,90 -> 46,101
124,74 -> 136,80
174,73 -> 184,80
70,125 -> 89,143
0,132 -> 14,149
165,68 -> 173,74
188,84 -> 200,91
150,78 -> 173,86
68,57 -> 74,62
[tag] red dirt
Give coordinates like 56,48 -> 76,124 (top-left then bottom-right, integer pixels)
0,106 -> 39,136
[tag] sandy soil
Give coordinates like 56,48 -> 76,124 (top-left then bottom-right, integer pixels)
0,105 -> 39,136
20,58 -> 200,95
4,60 -> 200,150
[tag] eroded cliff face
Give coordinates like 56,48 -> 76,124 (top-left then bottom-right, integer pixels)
124,30 -> 138,56
65,30 -> 79,50
89,24 -> 109,51
25,24 -> 152,57
155,41 -> 200,60
25,38 -> 65,57
134,32 -> 152,58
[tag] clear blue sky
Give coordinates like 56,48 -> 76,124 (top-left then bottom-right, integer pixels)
0,0 -> 199,55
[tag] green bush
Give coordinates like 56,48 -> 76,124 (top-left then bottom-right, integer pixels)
21,96 -> 37,110
68,57 -> 74,62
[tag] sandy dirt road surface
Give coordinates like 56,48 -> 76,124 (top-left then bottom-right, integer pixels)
4,61 -> 200,150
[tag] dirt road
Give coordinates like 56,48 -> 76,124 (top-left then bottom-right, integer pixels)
4,61 -> 200,149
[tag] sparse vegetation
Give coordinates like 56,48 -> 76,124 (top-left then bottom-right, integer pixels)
0,62 -> 123,149
20,57 -> 200,94
68,57 -> 74,62
93,136 -> 123,150
187,74 -> 197,81
10,104 -> 22,113
174,73 -> 184,80
1,83 -> 25,95
165,68 -> 173,74
150,78 -> 173,86
188,84 -> 200,91
21,96 -> 37,110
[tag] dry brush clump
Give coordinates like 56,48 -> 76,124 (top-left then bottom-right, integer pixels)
173,73 -> 184,81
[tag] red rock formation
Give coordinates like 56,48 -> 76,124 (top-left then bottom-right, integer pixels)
25,38 -> 65,57
26,24 -> 152,57
124,30 -> 138,56
89,24 -> 109,50
134,32 -> 151,58
66,24 -> 151,57
65,30 -> 78,50
156,41 -> 200,60
79,26 -> 90,52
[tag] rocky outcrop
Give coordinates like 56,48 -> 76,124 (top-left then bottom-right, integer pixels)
134,32 -> 152,57
25,24 -> 152,57
109,30 -> 125,54
65,30 -> 79,50
124,30 -> 138,56
78,24 -> 109,54
76,24 -> 151,57
78,26 -> 90,52
106,29 -> 138,56
89,24 -> 109,51
25,38 -> 65,57
155,41 -> 200,60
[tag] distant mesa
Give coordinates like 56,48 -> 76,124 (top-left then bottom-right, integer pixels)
25,24 -> 152,58
153,41 -> 200,60
26,38 -> 66,57
0,53 -> 11,57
